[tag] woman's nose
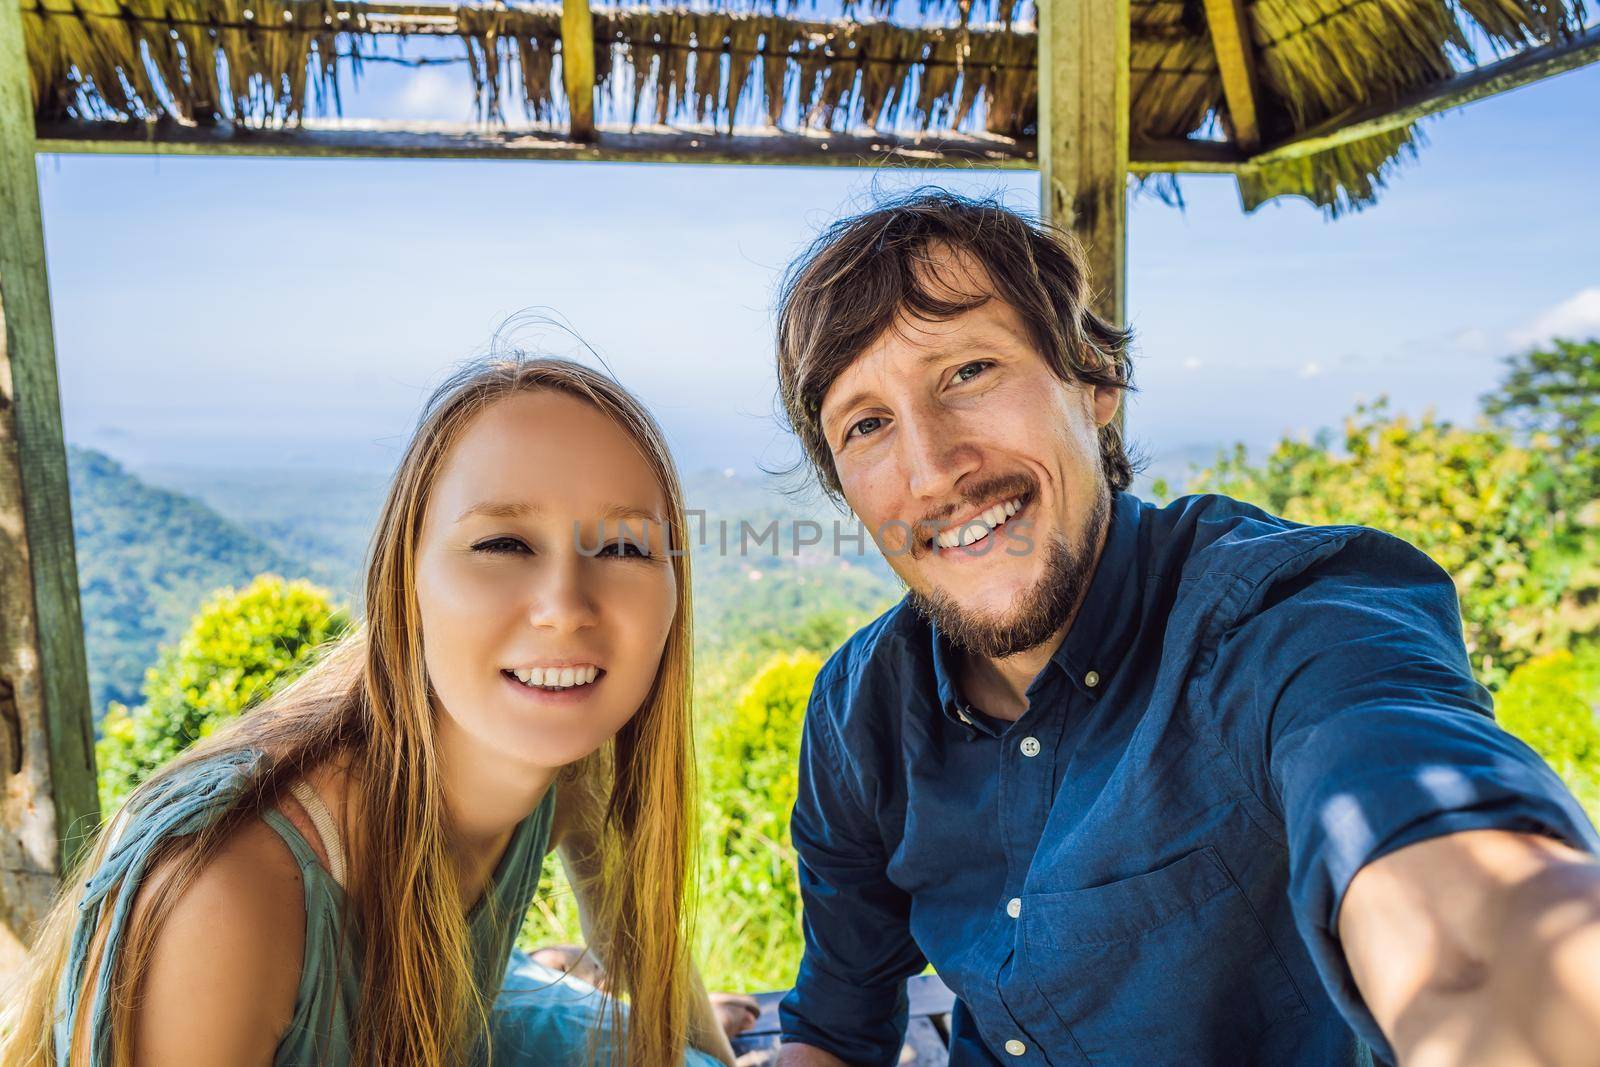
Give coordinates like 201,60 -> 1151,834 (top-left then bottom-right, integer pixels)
525,556 -> 600,632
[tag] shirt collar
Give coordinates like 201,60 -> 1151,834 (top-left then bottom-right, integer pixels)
930,490 -> 1145,729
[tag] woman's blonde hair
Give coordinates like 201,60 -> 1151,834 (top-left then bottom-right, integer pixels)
1,356 -> 697,1066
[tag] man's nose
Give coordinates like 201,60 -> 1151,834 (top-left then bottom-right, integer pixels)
899,408 -> 979,503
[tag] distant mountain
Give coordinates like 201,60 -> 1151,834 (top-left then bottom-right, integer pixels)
135,463 -> 384,605
68,447 -> 318,717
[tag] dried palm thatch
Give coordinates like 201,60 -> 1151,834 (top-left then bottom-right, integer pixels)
18,0 -> 1591,214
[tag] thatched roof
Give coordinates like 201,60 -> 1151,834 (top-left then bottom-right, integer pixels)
18,0 -> 1594,213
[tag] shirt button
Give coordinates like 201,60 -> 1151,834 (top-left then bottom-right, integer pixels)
1085,670 -> 1100,688
1020,736 -> 1041,757
1006,897 -> 1021,918
1005,1039 -> 1027,1056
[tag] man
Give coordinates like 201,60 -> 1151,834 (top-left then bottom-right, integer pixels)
770,191 -> 1600,1067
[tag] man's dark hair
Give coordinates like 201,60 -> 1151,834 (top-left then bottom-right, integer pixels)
775,190 -> 1137,504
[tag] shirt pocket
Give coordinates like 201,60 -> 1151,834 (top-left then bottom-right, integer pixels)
1015,846 -> 1307,1065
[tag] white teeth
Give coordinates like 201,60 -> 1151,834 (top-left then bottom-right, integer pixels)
509,665 -> 600,690
935,496 -> 1026,550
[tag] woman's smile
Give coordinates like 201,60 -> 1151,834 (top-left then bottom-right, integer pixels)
500,665 -> 608,705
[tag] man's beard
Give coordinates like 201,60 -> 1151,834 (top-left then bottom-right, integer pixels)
908,486 -> 1111,661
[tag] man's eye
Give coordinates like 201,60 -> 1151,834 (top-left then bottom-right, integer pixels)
954,360 -> 994,383
845,416 -> 885,443
472,537 -> 530,555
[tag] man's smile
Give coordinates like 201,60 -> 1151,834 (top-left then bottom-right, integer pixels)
923,490 -> 1037,560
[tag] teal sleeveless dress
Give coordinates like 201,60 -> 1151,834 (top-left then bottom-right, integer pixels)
53,748 -> 556,1066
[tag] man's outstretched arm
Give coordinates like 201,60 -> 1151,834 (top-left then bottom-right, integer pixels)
1205,530 -> 1600,1061
1340,828 -> 1600,1067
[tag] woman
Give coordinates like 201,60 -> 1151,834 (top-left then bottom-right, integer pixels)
1,357 -> 737,1066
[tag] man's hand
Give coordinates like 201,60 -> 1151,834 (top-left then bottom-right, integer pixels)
1340,828 -> 1600,1067
709,992 -> 760,1040
775,1044 -> 851,1066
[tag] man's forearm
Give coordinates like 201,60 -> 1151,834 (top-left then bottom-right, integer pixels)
775,1043 -> 850,1066
1399,856 -> 1600,1067
1343,831 -> 1600,1067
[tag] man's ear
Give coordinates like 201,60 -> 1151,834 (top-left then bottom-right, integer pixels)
1091,384 -> 1122,428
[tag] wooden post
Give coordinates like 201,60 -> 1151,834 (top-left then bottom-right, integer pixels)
1037,0 -> 1130,326
0,0 -> 99,980
561,0 -> 596,141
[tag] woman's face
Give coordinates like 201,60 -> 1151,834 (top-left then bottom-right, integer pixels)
414,390 -> 677,774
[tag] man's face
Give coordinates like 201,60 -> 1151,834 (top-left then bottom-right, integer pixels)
818,246 -> 1119,659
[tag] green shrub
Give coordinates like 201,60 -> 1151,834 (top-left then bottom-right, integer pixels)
1496,646 -> 1600,822
97,574 -> 349,812
1184,400 -> 1580,688
697,651 -> 822,991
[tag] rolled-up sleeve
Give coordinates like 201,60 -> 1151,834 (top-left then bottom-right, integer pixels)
1205,529 -> 1600,1059
778,678 -> 927,1065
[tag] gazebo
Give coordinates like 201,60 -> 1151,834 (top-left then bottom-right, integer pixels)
0,0 -> 1594,976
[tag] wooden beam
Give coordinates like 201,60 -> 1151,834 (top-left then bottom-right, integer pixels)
1201,0 -> 1262,150
35,118 -> 1262,174
560,0 -> 595,140
0,0 -> 99,979
1038,0 -> 1131,325
1130,138 -> 1245,173
35,118 -> 1045,168
1251,23 -> 1600,165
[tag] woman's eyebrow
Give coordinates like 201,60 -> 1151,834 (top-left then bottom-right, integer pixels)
454,501 -> 663,524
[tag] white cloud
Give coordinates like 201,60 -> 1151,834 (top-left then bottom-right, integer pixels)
1509,287 -> 1600,348
1298,360 -> 1323,379
1182,357 -> 1203,371
1449,327 -> 1494,356
396,69 -> 467,119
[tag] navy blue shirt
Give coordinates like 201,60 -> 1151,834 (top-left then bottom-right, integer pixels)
778,492 -> 1599,1067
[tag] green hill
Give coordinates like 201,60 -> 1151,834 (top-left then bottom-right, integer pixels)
67,447 -> 316,717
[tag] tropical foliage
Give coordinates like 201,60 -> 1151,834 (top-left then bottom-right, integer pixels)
96,575 -> 349,811
1496,647 -> 1600,821
1177,400 -> 1593,687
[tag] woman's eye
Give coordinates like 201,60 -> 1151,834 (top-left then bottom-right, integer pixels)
472,536 -> 530,555
845,416 -> 885,443
600,539 -> 654,559
954,360 -> 994,383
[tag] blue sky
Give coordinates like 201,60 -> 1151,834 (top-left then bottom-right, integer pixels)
38,55 -> 1600,486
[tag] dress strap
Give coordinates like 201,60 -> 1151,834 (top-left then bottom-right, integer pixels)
288,781 -> 347,888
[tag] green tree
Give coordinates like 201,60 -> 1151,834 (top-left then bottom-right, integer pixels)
1496,646 -> 1600,822
1186,400 -> 1575,687
97,575 -> 350,812
1482,337 -> 1600,508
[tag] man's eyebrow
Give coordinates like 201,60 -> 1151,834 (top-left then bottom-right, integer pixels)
454,501 -> 664,524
